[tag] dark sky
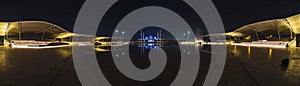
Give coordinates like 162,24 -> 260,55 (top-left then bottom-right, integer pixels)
0,0 -> 299,33
213,0 -> 300,32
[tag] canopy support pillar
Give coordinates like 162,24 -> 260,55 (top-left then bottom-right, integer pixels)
18,21 -> 22,40
5,22 -> 11,40
274,19 -> 281,40
284,18 -> 295,39
41,25 -> 54,41
246,25 -> 259,40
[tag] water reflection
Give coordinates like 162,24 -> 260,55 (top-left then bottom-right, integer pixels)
247,46 -> 251,58
1,42 -> 300,85
138,43 -> 162,49
284,48 -> 300,80
0,47 -> 8,72
55,47 -> 72,57
95,45 -> 111,52
268,48 -> 272,59
96,42 -> 201,56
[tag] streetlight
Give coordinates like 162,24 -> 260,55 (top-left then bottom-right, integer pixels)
187,31 -> 190,42
183,33 -> 186,41
121,31 -> 125,42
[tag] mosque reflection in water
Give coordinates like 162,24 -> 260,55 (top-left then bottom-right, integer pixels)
1,41 -> 300,85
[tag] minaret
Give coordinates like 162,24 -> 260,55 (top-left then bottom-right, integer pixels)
157,32 -> 159,39
159,29 -> 162,40
143,33 -> 145,40
140,30 -> 143,41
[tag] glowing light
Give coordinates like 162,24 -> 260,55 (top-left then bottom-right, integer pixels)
95,37 -> 112,40
138,43 -> 160,49
0,55 -> 6,67
139,35 -> 160,43
95,48 -> 110,52
232,41 -> 288,49
225,32 -> 243,36
269,48 -> 272,58
56,33 -> 74,39
0,28 -> 6,36
180,42 -> 198,45
247,46 -> 251,57
202,42 -> 226,45
95,37 -> 124,46
245,36 -> 251,40
233,45 -> 237,54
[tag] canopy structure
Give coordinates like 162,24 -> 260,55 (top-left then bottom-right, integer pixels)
0,21 -> 71,41
201,14 -> 300,47
286,14 -> 300,34
233,14 -> 300,41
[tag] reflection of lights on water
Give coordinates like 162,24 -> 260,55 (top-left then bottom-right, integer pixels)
247,46 -> 251,57
233,45 -> 237,53
232,45 -> 239,57
285,58 -> 300,79
289,48 -> 296,56
269,48 -> 272,58
0,52 -> 8,72
138,43 -> 161,49
56,47 -> 72,57
95,48 -> 110,52
0,55 -> 6,67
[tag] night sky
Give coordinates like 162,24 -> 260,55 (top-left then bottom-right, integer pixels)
0,0 -> 299,34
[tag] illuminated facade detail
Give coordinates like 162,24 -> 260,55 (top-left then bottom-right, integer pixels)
138,30 -> 162,43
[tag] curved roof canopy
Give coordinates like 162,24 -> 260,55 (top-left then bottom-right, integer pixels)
0,21 -> 71,40
287,14 -> 300,34
234,14 -> 300,36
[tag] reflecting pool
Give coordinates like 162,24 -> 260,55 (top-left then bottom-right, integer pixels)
0,44 -> 300,86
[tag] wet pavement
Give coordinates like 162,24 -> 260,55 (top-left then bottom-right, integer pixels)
0,45 -> 300,86
0,47 -> 80,86
220,46 -> 300,86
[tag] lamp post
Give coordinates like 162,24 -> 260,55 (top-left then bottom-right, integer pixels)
122,31 -> 125,42
115,30 -> 119,37
183,33 -> 186,41
187,31 -> 190,42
